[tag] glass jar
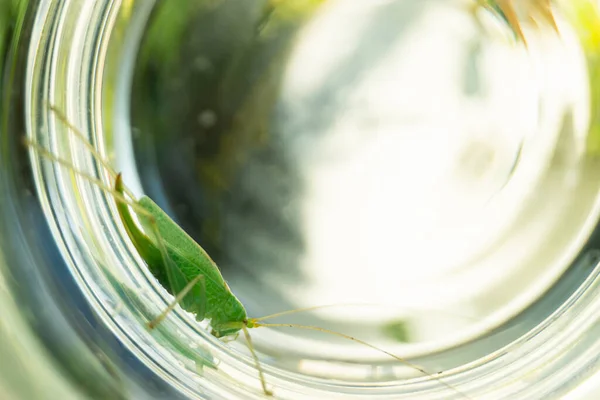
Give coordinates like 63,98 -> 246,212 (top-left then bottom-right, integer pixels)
2,0 -> 600,399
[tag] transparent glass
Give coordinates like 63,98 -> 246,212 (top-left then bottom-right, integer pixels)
3,0 -> 600,399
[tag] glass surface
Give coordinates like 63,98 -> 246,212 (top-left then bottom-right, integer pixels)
2,0 -> 600,399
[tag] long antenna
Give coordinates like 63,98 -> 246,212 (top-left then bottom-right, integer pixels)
252,304 -> 352,322
252,303 -> 479,323
251,321 -> 472,400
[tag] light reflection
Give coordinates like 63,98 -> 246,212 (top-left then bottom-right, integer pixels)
269,0 -> 592,341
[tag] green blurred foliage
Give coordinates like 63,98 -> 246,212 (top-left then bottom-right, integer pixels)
382,319 -> 410,343
561,0 -> 600,156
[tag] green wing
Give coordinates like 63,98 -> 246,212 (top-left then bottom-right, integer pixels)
114,174 -> 247,333
136,196 -> 247,327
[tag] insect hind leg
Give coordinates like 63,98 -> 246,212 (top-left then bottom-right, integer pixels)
46,103 -> 136,199
26,118 -> 202,328
147,274 -> 206,329
221,333 -> 239,343
241,325 -> 273,396
25,140 -> 154,226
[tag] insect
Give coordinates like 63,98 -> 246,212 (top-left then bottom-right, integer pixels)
27,111 -> 474,396
475,0 -> 559,46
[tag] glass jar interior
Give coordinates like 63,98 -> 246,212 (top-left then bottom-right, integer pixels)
17,0 -> 600,399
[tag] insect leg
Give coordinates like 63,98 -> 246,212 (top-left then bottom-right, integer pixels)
221,333 -> 239,343
25,139 -> 147,220
46,103 -> 135,199
147,274 -> 205,329
241,325 -> 273,396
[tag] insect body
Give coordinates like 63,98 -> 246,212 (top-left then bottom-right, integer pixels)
115,174 -> 247,337
114,174 -> 275,394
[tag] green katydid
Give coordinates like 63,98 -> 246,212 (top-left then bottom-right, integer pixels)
28,106 -> 476,398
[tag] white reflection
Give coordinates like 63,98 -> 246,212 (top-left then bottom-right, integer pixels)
271,0 -> 591,334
